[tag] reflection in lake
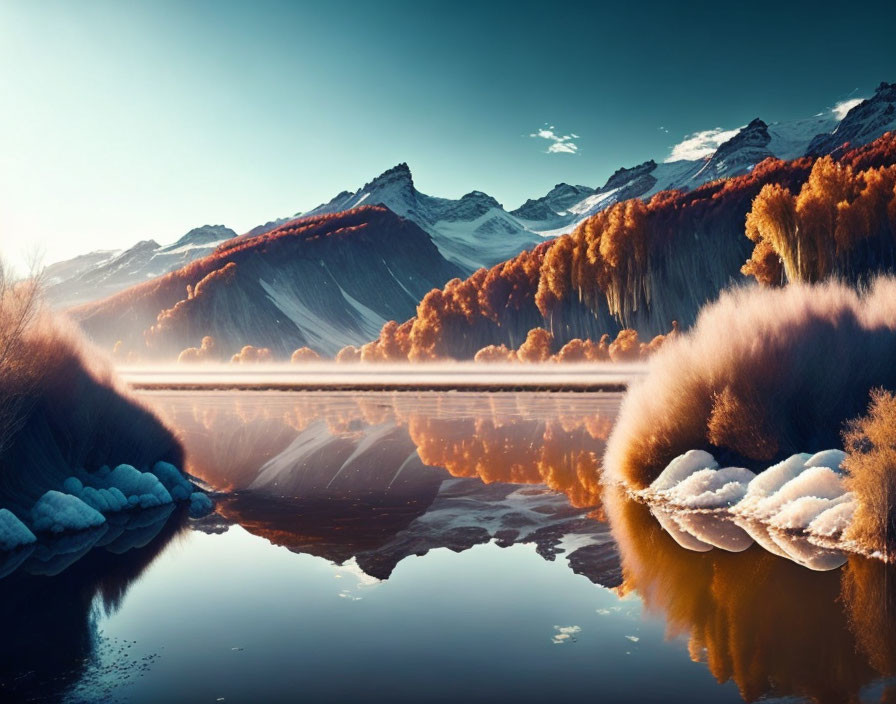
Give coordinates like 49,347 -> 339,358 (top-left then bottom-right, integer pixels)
607,489 -> 896,703
149,391 -> 621,584
0,506 -> 187,702
2,390 -> 896,703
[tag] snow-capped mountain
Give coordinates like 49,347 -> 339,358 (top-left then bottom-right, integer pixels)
73,206 -> 464,358
45,81 -> 896,316
510,183 -> 596,221
690,118 -> 774,183
766,112 -> 840,160
47,225 -> 237,306
807,82 -> 896,156
298,163 -> 543,272
524,83 -> 896,235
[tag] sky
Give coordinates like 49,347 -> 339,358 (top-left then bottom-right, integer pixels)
1,0 -> 894,270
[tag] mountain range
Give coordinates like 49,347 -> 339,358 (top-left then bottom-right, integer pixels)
54,81 -> 896,359
74,207 -> 463,358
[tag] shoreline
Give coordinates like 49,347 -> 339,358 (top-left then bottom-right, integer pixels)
120,362 -> 641,393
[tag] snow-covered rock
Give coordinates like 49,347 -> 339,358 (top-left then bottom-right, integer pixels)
152,460 -> 194,501
106,464 -> 173,508
0,509 -> 37,550
189,492 -> 214,517
31,491 -> 106,534
643,448 -> 854,560
649,450 -> 719,491
663,466 -> 756,509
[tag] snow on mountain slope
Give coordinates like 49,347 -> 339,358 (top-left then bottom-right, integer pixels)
47,81 -> 896,313
42,249 -> 121,287
300,163 -> 543,272
47,225 -> 237,307
531,87 -> 896,239
72,206 -> 465,358
510,183 -> 596,221
767,112 -> 839,160
807,82 -> 896,156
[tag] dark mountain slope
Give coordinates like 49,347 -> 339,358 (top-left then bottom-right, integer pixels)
72,206 -> 464,359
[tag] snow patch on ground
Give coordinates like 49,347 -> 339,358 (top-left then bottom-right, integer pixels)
642,448 -> 855,568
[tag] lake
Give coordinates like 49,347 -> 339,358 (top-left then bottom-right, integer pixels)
2,390 -> 895,703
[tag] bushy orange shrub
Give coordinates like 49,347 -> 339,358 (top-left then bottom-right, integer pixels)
290,347 -> 321,363
230,345 -> 272,364
516,328 -> 554,363
178,335 -> 218,363
474,344 -> 516,363
335,345 -> 362,363
843,389 -> 896,555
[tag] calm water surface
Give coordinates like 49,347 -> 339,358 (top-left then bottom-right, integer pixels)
2,391 -> 895,703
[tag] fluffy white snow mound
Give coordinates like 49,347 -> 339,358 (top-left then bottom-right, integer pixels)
645,448 -> 853,555
650,450 -> 719,492
663,466 -> 756,509
31,490 -> 106,534
0,508 -> 37,550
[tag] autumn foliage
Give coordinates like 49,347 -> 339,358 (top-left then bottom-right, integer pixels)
230,345 -> 272,364
357,143 -> 843,361
473,344 -> 516,363
178,335 -> 219,363
290,347 -> 322,363
843,389 -> 896,555
604,277 -> 896,489
335,345 -> 362,363
348,133 -> 896,362
743,144 -> 896,285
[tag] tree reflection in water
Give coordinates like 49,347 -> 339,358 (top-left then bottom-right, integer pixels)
0,506 -> 188,703
606,487 -> 896,704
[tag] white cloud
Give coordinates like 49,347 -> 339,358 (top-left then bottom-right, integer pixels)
658,126 -> 669,134
548,141 -> 578,154
832,98 -> 863,120
664,126 -> 744,162
530,125 -> 579,155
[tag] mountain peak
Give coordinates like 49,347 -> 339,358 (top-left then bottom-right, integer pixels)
359,162 -> 416,198
509,182 -> 596,220
170,225 -> 236,249
371,162 -> 412,182
714,118 -> 770,156
460,190 -> 502,208
692,118 -> 772,181
603,161 -> 657,191
806,79 -> 896,156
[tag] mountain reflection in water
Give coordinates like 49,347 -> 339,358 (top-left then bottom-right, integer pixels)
3,390 -> 896,703
148,391 -> 621,585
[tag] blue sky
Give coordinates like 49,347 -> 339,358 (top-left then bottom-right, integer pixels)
1,0 -> 894,268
